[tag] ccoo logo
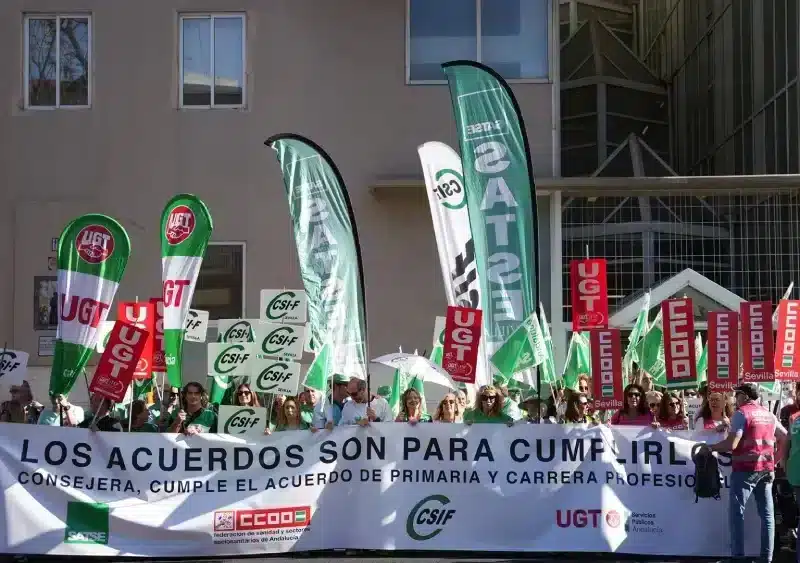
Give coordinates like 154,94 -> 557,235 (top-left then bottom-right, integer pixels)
165,205 -> 195,245
433,168 -> 466,210
406,495 -> 455,541
75,225 -> 115,264
256,362 -> 292,391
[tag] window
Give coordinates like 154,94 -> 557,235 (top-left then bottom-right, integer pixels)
24,14 -> 91,108
407,0 -> 551,83
190,243 -> 245,320
180,14 -> 245,108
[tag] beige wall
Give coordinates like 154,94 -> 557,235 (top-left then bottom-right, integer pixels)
0,0 -> 558,403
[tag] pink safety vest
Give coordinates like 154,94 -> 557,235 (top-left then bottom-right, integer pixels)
731,401 -> 777,472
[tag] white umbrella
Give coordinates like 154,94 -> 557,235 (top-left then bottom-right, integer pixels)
371,352 -> 454,389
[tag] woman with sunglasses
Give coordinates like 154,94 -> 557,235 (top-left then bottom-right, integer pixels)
563,392 -> 597,424
657,391 -> 688,430
695,390 -> 732,432
645,391 -> 662,416
234,383 -> 261,408
434,393 -> 460,423
395,388 -> 432,424
464,386 -> 514,426
610,383 -> 655,426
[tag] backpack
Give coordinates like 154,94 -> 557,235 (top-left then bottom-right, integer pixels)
692,448 -> 722,502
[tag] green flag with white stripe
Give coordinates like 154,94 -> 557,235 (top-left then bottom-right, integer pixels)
49,215 -> 131,397
160,194 -> 214,389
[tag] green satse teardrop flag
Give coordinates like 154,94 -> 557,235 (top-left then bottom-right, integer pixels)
160,194 -> 213,389
266,134 -> 368,382
442,61 -> 539,373
50,215 -> 131,397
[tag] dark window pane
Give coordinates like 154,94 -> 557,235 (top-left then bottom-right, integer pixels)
213,17 -> 244,106
481,0 -> 549,79
409,0 -> 477,81
182,18 -> 211,106
27,18 -> 57,106
59,18 -> 89,106
191,245 -> 244,320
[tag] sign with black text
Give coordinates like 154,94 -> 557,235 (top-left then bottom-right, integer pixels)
218,405 -> 268,437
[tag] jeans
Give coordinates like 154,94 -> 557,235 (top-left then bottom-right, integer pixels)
729,470 -> 774,563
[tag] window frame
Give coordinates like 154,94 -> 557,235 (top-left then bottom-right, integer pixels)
197,241 -> 247,328
178,13 -> 247,110
23,13 -> 93,110
404,0 -> 554,85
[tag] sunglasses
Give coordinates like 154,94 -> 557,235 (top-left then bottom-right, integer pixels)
627,392 -> 641,398
670,401 -> 681,407
685,392 -> 697,397
237,390 -> 251,396
481,396 -> 496,402
578,401 -> 588,406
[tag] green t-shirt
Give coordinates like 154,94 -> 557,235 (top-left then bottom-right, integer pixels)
788,412 -> 800,486
131,422 -> 159,433
275,420 -> 310,432
300,406 -> 314,426
464,408 -> 513,424
397,412 -> 433,422
168,408 -> 217,433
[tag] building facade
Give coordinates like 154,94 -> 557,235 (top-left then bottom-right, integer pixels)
0,0 -> 561,399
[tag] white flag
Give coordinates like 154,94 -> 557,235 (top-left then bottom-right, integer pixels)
419,141 -> 490,387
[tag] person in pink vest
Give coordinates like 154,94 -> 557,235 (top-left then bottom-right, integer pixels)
704,383 -> 788,563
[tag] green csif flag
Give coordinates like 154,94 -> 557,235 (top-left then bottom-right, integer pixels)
443,61 -> 539,371
562,332 -> 592,391
160,194 -> 214,389
266,134 -> 368,383
490,311 -> 547,379
50,215 -> 131,397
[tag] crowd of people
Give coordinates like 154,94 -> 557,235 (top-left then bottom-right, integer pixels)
2,373 -> 799,563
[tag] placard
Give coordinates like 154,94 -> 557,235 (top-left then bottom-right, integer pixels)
88,322 -> 149,402
589,329 -> 623,410
259,289 -> 307,324
185,309 -> 210,343
217,319 -> 258,343
255,321 -> 305,360
740,301 -> 775,383
251,357 -> 301,395
774,300 -> 800,381
661,298 -> 697,388
117,302 -> 155,382
207,343 -> 254,377
570,259 -> 608,331
707,311 -> 739,392
442,306 -> 482,383
218,405 -> 268,436
0,349 -> 29,386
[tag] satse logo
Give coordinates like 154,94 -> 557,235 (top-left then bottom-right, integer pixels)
406,495 -> 455,541
256,362 -> 293,391
262,326 -> 299,355
464,120 -> 504,138
165,205 -> 195,245
75,225 -> 114,264
556,509 -> 622,529
64,501 -> 109,545
214,344 -> 250,374
265,291 -> 303,321
223,408 -> 262,434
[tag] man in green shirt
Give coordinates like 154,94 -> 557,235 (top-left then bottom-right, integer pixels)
168,382 -> 217,434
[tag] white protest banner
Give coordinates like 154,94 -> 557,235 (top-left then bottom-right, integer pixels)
255,322 -> 305,360
217,319 -> 257,343
251,358 -> 301,395
184,310 -> 210,343
0,349 -> 29,386
0,424 -> 758,558
260,289 -> 307,324
218,405 -> 268,436
207,343 -> 254,377
94,321 -> 116,353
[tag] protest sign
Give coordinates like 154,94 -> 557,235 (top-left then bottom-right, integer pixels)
0,349 -> 29,386
707,311 -> 738,391
255,322 -> 305,360
775,300 -> 800,381
207,343 -> 254,378
589,329 -> 623,410
117,301 -> 154,382
184,310 -> 210,343
217,319 -> 257,343
0,424 -> 760,558
218,405 -> 268,436
662,298 -> 697,389
570,258 -> 609,331
259,290 -> 307,324
741,301 -> 775,383
88,322 -> 149,402
251,358 -> 301,395
442,306 -> 482,383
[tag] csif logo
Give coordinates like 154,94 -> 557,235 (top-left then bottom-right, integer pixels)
224,321 -> 254,342
223,408 -> 262,434
433,168 -> 466,210
186,310 -> 202,331
0,351 -> 21,375
256,362 -> 293,391
75,225 -> 115,264
262,326 -> 299,355
213,344 -> 250,374
266,291 -> 302,321
406,495 -> 455,541
165,205 -> 195,245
